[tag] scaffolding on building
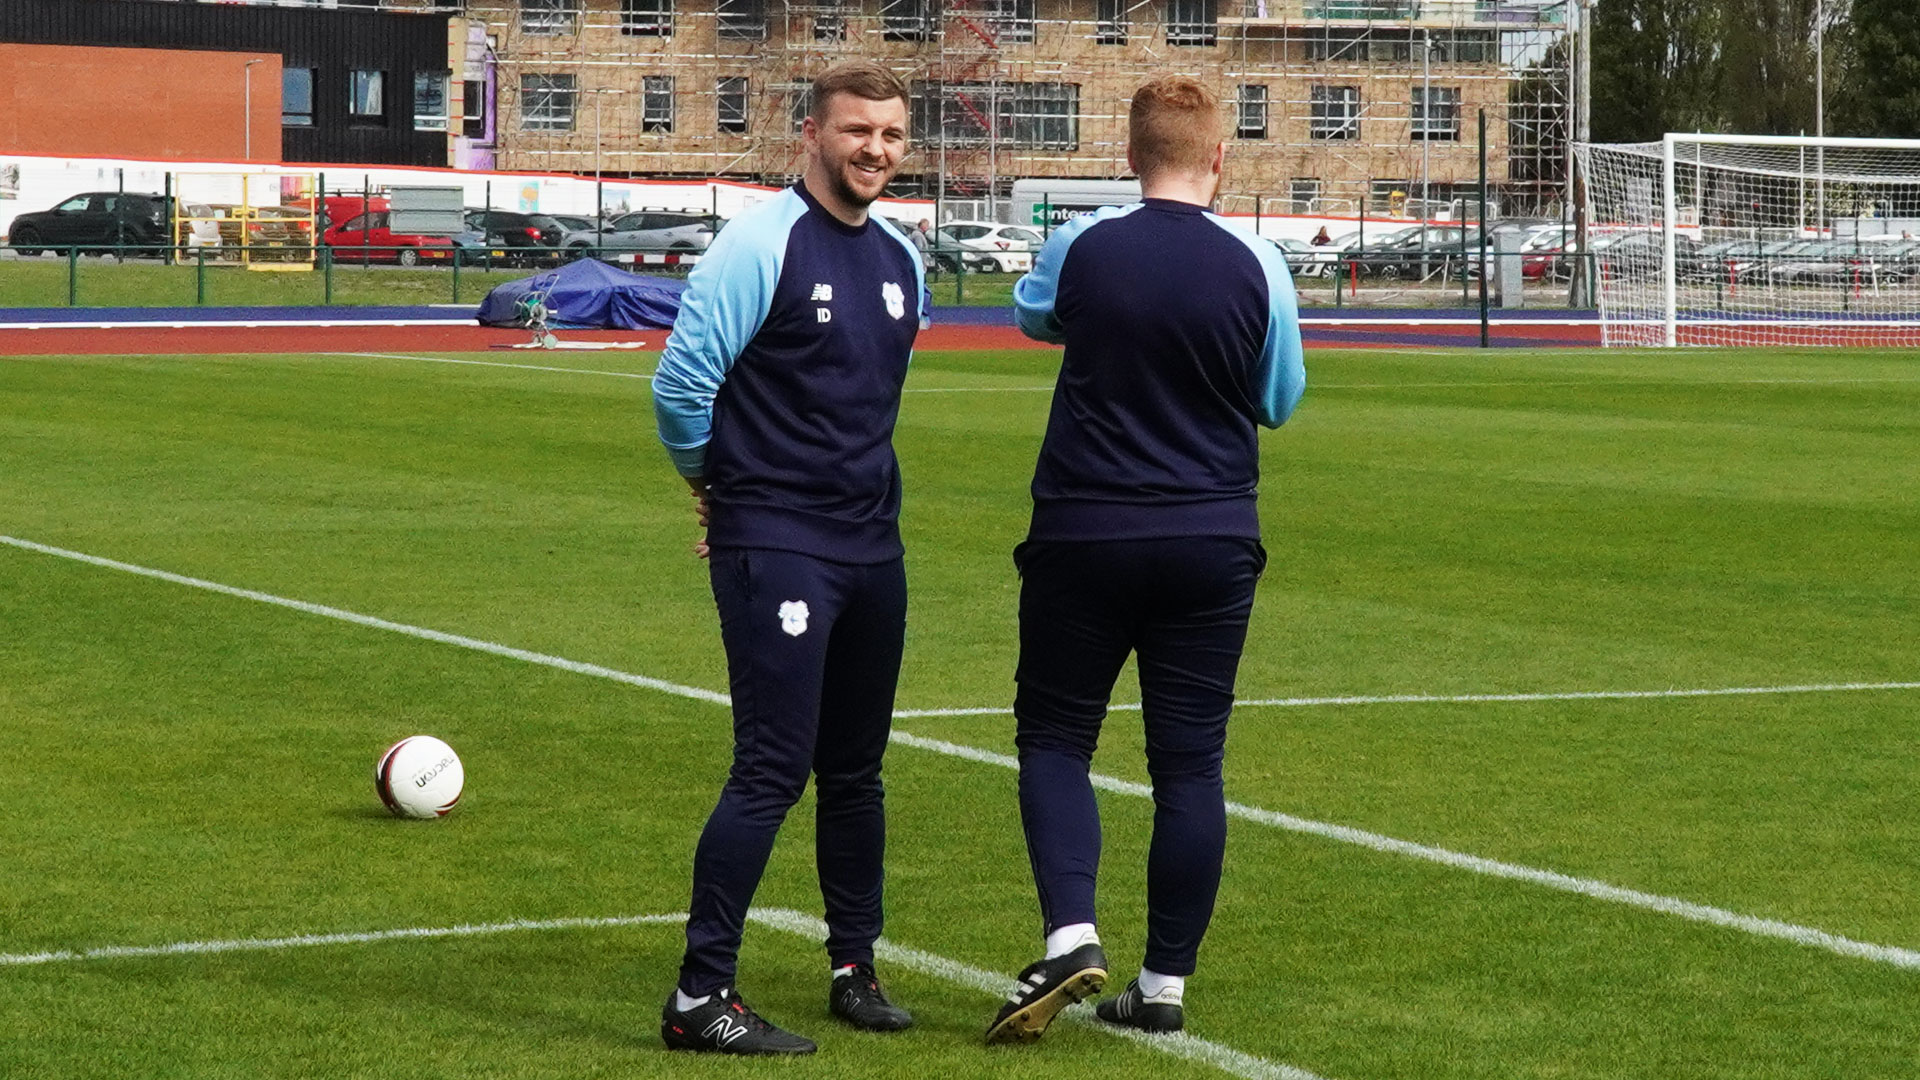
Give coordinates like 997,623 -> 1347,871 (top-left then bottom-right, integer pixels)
460,0 -> 1573,224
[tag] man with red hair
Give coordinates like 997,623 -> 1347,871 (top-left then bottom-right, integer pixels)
987,75 -> 1306,1045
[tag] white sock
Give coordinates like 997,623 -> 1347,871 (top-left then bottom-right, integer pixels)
833,963 -> 859,980
1044,922 -> 1100,959
674,989 -> 713,1011
1137,968 -> 1185,1005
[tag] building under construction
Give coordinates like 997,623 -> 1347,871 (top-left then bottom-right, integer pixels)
449,0 -> 1573,220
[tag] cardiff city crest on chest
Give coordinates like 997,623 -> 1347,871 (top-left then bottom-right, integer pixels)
882,281 -> 906,320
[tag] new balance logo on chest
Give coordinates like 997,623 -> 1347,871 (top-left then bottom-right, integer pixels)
813,282 -> 833,322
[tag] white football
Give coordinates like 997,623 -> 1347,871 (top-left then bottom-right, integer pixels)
374,735 -> 464,819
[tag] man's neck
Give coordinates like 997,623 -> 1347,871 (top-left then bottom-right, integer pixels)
801,170 -> 869,227
1139,172 -> 1218,209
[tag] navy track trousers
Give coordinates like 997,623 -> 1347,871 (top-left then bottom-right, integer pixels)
678,546 -> 907,995
1013,536 -> 1265,976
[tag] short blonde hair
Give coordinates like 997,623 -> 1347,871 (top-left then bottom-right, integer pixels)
1128,76 -> 1221,179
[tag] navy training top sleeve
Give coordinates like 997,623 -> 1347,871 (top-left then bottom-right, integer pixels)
1207,213 -> 1306,428
651,194 -> 804,476
1013,204 -> 1140,344
874,216 -> 931,330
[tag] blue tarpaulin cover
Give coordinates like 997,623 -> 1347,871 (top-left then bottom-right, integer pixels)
476,258 -> 687,329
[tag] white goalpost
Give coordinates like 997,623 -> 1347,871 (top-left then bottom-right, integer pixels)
1575,134 -> 1920,347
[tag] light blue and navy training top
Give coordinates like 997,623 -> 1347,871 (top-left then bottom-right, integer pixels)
1012,198 -> 1306,542
653,183 -> 926,563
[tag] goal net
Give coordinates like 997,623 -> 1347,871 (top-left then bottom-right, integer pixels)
1575,135 -> 1920,347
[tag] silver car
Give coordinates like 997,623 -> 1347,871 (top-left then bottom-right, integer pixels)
568,210 -> 718,260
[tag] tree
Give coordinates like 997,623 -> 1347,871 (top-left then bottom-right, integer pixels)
1830,0 -> 1920,137
1716,0 -> 1821,135
1589,0 -> 1722,142
1590,0 -> 1830,139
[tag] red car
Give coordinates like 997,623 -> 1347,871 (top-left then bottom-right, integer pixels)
321,196 -> 454,266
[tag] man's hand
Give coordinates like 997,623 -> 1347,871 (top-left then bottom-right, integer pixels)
685,475 -> 711,559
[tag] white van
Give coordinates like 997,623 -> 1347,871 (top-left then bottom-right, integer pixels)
1008,179 -> 1142,230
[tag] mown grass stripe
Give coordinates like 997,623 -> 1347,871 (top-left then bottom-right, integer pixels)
6,533 -> 1916,975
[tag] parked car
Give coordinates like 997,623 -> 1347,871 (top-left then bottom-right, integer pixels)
1269,236 -> 1314,274
935,221 -> 1042,273
175,202 -> 222,252
566,209 -> 717,260
546,214 -> 598,234
324,207 -> 455,266
1365,226 -> 1472,280
1766,236 -> 1920,286
456,209 -> 566,266
1298,225 -> 1419,278
5,191 -> 173,255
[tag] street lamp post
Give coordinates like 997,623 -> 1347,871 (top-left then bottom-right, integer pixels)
1816,0 -> 1826,234
590,88 -> 626,235
243,58 -> 265,161
1417,29 -> 1432,278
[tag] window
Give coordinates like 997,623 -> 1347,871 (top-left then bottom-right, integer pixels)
282,68 -> 314,127
1412,85 -> 1460,142
717,77 -> 748,134
521,0 -> 578,35
1009,83 -> 1078,150
620,0 -> 672,35
716,0 -> 766,40
790,86 -> 813,132
1095,0 -> 1127,44
815,3 -> 846,42
1310,85 -> 1360,141
1308,28 -> 1409,62
462,79 -> 491,140
985,0 -> 1035,44
414,71 -> 449,131
1167,0 -> 1216,46
882,0 -> 935,41
1289,178 -> 1321,214
910,82 -> 1077,150
521,73 -> 577,132
1370,179 -> 1408,214
1305,0 -> 1414,15
643,76 -> 675,133
1236,85 -> 1267,140
1430,30 -> 1497,64
349,70 -> 385,121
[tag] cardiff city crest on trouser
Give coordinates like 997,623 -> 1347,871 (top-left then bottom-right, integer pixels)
882,281 -> 906,320
778,600 -> 810,636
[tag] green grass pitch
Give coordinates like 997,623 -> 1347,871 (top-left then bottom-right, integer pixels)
1,343 -> 1915,1079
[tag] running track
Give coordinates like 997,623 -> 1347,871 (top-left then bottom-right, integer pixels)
0,304 -> 1603,355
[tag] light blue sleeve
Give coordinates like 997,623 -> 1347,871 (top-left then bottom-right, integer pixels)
651,193 -> 804,476
1012,203 -> 1140,344
1208,214 -> 1306,428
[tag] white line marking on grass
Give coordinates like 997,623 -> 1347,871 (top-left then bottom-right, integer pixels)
883,734 -> 1920,971
893,681 -> 1920,717
331,351 -> 655,379
0,536 -> 728,706
0,914 -> 688,968
749,908 -> 1333,1080
0,319 -> 469,331
0,906 -> 1323,1080
7,534 -> 1917,973
338,351 -> 1038,394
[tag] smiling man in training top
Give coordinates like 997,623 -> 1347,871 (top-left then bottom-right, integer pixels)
650,59 -> 926,1056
